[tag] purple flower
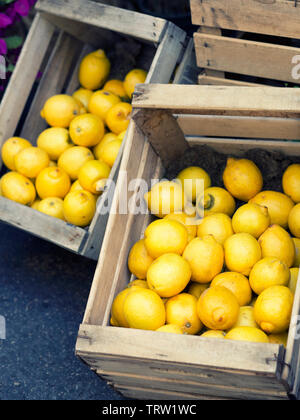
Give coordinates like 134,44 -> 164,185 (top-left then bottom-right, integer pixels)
0,13 -> 13,29
14,0 -> 31,17
0,38 -> 7,55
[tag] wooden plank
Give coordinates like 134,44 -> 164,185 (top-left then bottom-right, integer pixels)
197,26 -> 225,80
194,33 -> 300,83
190,0 -> 300,39
198,75 -> 266,87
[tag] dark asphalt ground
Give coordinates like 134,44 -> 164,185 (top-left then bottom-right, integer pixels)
0,221 -> 126,400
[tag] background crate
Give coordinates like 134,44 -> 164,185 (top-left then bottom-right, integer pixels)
76,84 -> 300,400
190,0 -> 300,87
0,0 -> 187,260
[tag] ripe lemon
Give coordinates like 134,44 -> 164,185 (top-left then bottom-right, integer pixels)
144,219 -> 188,259
177,166 -> 211,203
105,102 -> 132,135
187,282 -> 210,299
211,272 -> 252,306
183,236 -> 224,284
88,90 -> 121,121
144,180 -> 187,218
93,132 -> 118,160
38,197 -> 65,220
1,172 -> 36,205
58,146 -> 94,180
226,327 -> 269,343
258,224 -> 295,268
201,330 -> 226,338
78,160 -> 110,195
288,203 -> 300,238
97,138 -> 122,168
249,257 -> 290,295
69,113 -> 105,147
124,69 -> 147,98
164,212 -> 197,243
165,293 -> 202,335
111,288 -> 131,328
72,88 -> 93,109
118,130 -> 127,141
41,94 -> 80,128
147,253 -> 191,298
128,280 -> 149,289
63,191 -> 96,227
70,180 -> 85,193
123,287 -> 166,330
156,324 -> 183,334
232,203 -> 270,238
128,239 -> 154,280
268,332 -> 288,347
196,187 -> 235,218
31,199 -> 41,211
250,191 -> 294,229
15,146 -> 50,179
197,286 -> 240,331
254,285 -> 294,334
292,238 -> 300,267
103,79 -> 129,101
36,167 -> 71,199
197,213 -> 233,245
223,158 -> 263,201
232,306 -> 258,329
1,137 -> 31,170
224,233 -> 261,276
282,164 -> 300,203
37,127 -> 73,161
289,267 -> 299,294
79,49 -> 111,90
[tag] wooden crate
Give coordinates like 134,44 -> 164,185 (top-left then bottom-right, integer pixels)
76,85 -> 300,400
0,0 -> 187,260
190,0 -> 300,87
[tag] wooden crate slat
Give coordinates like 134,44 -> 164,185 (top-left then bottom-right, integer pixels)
198,74 -> 266,87
173,38 -> 198,85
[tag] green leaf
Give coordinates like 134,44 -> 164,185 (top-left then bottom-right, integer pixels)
6,63 -> 15,73
4,36 -> 23,50
0,0 -> 16,5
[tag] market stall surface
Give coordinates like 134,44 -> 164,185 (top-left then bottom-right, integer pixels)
0,222 -> 126,400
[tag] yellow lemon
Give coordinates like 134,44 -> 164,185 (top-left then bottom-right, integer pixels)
88,90 -> 121,121
144,219 -> 188,259
1,137 -> 31,170
197,286 -> 240,331
105,102 -> 132,135
177,166 -> 211,203
37,127 -> 73,161
97,138 -> 122,168
49,161 -> 57,167
103,79 -> 129,101
72,88 -> 93,109
156,324 -> 183,334
196,187 -> 235,218
118,130 -> 127,141
197,213 -> 233,245
1,172 -> 36,205
15,147 -> 50,179
31,199 -> 41,211
254,285 -> 294,334
69,113 -> 105,147
258,224 -> 295,268
128,239 -> 154,280
93,132 -> 118,160
232,306 -> 258,329
232,203 -> 270,238
36,167 -> 71,199
282,163 -> 300,203
147,253 -> 192,298
165,293 -> 202,335
58,146 -> 94,180
123,287 -> 166,330
79,49 -> 111,90
226,327 -> 269,343
144,181 -> 187,218
201,330 -> 226,338
124,68 -> 147,99
78,160 -> 111,195
211,272 -> 252,306
288,203 -> 300,238
268,332 -> 288,347
70,180 -> 85,193
187,282 -> 210,299
224,233 -> 261,276
128,280 -> 149,289
293,238 -> 300,267
249,191 -> 294,229
249,257 -> 290,295
38,197 -> 65,220
63,191 -> 96,227
164,212 -> 197,243
289,267 -> 299,294
183,236 -> 224,284
111,288 -> 131,328
223,158 -> 263,201
41,94 -> 80,128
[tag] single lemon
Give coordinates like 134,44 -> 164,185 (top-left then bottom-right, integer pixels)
72,88 -> 93,109
79,49 -> 111,90
258,224 -> 295,268
282,163 -> 300,203
37,127 -> 73,161
74,98 -> 87,116
183,236 -> 224,284
144,181 -> 187,218
63,190 -> 96,227
197,286 -> 240,331
144,219 -> 188,259
201,330 -> 226,338
49,161 -> 57,167
249,191 -> 294,229
223,158 -> 263,201
211,272 -> 252,306
197,213 -> 233,245
176,166 -> 211,203
118,130 -> 127,141
36,167 -> 71,199
164,212 -> 197,243
38,197 -> 65,220
224,233 -> 261,276
111,288 -> 131,328
196,187 -> 235,218
268,332 -> 288,347
187,282 -> 210,299
97,138 -> 122,168
254,285 -> 294,334
15,146 -> 50,178
70,180 -> 85,193
128,239 -> 154,280
156,324 -> 183,334
105,102 -> 132,135
78,160 -> 110,195
231,306 -> 258,329
123,69 -> 147,99
69,113 -> 105,147
292,238 -> 300,267
93,132 -> 118,160
226,327 -> 269,343
1,137 -> 31,170
123,287 -> 166,331
288,203 -> 300,238
128,280 -> 149,289
88,90 -> 121,121
103,79 -> 129,101
31,199 -> 41,211
41,94 -> 80,128
1,172 -> 36,205
249,257 -> 290,295
232,203 -> 270,238
288,267 -> 299,294
166,293 -> 202,335
58,146 -> 94,180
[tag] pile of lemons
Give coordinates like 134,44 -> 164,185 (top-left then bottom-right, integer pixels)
0,49 -> 147,227
110,158 -> 300,346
